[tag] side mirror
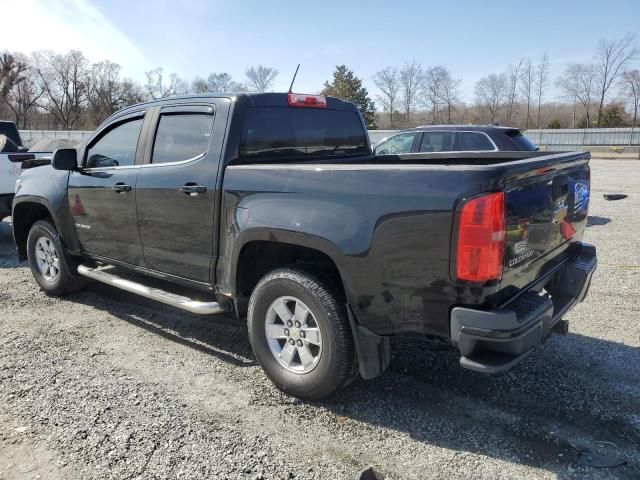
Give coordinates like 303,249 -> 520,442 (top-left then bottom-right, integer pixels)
51,148 -> 77,171
86,154 -> 119,168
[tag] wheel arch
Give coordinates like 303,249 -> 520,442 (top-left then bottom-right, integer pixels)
12,197 -> 56,261
229,230 -> 355,320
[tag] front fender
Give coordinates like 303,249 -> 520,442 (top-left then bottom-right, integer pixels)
12,166 -> 79,254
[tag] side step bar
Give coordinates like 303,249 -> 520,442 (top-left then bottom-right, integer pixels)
77,265 -> 229,315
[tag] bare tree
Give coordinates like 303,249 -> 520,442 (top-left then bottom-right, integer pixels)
422,66 -> 444,124
5,54 -> 43,128
534,53 -> 550,128
192,73 -> 246,94
33,50 -> 90,129
209,73 -> 246,93
87,61 -> 132,125
474,73 -> 507,123
144,67 -> 183,99
399,60 -> 423,124
621,70 -> 640,128
505,59 -> 524,125
373,67 -> 400,127
439,67 -> 461,124
420,66 -> 460,125
519,58 -> 534,128
191,77 -> 209,94
557,64 -> 596,128
245,65 -> 277,92
0,52 -> 28,107
593,35 -> 638,126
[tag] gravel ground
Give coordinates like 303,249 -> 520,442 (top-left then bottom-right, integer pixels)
1,159 -> 639,480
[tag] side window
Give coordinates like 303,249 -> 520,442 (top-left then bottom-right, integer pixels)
458,132 -> 495,151
418,132 -> 456,152
375,133 -> 417,154
86,118 -> 143,168
152,114 -> 214,164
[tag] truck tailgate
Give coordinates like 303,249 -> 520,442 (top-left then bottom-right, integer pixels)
501,156 -> 590,289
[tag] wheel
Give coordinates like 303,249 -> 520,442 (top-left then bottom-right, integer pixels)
27,220 -> 86,295
247,267 -> 355,400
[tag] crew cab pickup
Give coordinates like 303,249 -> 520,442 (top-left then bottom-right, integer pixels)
12,93 -> 597,399
1,121 -> 51,219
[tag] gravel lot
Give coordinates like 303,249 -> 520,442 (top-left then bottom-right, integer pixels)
1,159 -> 639,480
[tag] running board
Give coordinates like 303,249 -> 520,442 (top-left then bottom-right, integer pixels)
77,264 -> 229,315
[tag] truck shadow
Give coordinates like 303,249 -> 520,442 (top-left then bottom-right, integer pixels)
51,286 -> 640,478
69,281 -> 256,368
2,226 -> 636,478
70,279 -> 640,478
319,333 -> 640,479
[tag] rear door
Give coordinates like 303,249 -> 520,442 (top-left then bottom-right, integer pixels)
501,158 -> 590,287
135,102 -> 225,283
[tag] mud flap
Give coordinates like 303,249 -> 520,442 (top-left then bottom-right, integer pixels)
347,304 -> 391,380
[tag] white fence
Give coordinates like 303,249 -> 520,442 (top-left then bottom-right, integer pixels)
19,130 -> 94,147
18,127 -> 640,149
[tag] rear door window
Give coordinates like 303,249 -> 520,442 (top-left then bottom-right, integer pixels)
239,107 -> 368,161
152,114 -> 214,164
375,133 -> 417,154
418,132 -> 456,152
457,132 -> 495,151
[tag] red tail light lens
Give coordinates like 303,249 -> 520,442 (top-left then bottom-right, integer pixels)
287,93 -> 327,108
455,192 -> 505,282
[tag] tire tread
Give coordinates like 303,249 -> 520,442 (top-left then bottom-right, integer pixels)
248,266 -> 355,400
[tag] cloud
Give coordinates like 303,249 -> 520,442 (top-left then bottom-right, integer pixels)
0,0 -> 150,79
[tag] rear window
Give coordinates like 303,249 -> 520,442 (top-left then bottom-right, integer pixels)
458,132 -> 495,151
238,107 -> 369,161
0,122 -> 22,147
504,130 -> 538,151
419,132 -> 456,152
152,114 -> 213,164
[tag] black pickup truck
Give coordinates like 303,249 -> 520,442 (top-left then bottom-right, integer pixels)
12,93 -> 597,399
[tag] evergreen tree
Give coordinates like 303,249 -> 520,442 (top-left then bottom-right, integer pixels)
321,65 -> 377,128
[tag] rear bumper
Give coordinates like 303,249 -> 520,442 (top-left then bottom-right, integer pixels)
450,242 -> 597,373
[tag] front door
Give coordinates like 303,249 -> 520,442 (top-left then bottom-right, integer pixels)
136,104 -> 218,283
68,112 -> 146,265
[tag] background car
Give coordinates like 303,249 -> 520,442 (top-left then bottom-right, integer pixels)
373,125 -> 539,155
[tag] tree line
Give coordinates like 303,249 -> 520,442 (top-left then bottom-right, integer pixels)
373,34 -> 639,130
0,33 -> 638,131
0,50 -> 279,130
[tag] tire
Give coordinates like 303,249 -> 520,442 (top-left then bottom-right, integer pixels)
27,220 -> 86,296
248,267 -> 355,400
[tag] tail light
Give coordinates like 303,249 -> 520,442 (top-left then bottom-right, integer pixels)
287,93 -> 327,108
455,192 -> 505,282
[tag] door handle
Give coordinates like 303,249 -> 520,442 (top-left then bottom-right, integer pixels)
112,183 -> 132,193
180,184 -> 206,194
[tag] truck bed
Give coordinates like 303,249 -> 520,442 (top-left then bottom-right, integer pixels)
220,150 -> 590,339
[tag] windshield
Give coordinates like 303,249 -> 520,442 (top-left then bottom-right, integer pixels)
238,107 -> 369,161
505,129 -> 539,151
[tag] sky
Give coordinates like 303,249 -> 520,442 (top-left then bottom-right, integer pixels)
2,0 -> 639,104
